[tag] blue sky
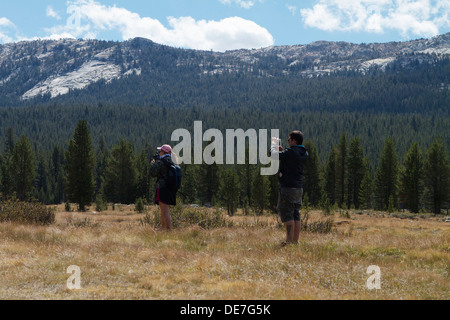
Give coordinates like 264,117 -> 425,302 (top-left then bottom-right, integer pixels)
1,0 -> 449,51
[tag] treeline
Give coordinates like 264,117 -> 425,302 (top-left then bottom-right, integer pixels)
1,120 -> 448,214
0,104 -> 448,172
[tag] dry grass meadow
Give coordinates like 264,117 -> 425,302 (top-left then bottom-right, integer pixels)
0,203 -> 448,300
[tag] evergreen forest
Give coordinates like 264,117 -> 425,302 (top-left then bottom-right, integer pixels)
0,41 -> 448,215
0,113 -> 448,215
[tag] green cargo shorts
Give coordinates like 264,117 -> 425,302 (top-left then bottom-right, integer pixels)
277,187 -> 303,223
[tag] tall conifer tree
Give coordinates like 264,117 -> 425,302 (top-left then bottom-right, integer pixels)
5,127 -> 15,154
50,145 -> 65,204
198,162 -> 220,205
94,135 -> 109,198
303,140 -> 321,207
135,149 -> 152,202
359,159 -> 373,210
1,127 -> 15,197
324,146 -> 338,206
178,164 -> 199,204
12,135 -> 35,201
336,134 -> 348,207
347,137 -> 365,209
219,166 -> 240,216
400,142 -> 423,213
423,138 -> 449,214
0,152 -> 14,197
103,139 -> 137,204
64,120 -> 95,211
374,137 -> 399,211
251,166 -> 270,215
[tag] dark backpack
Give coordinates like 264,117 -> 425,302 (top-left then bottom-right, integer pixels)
165,161 -> 182,191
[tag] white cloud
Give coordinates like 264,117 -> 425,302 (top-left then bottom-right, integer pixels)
301,4 -> 341,31
46,6 -> 61,20
219,0 -> 262,9
44,0 -> 273,51
300,0 -> 450,38
0,17 -> 13,27
0,17 -> 15,43
166,16 -> 274,51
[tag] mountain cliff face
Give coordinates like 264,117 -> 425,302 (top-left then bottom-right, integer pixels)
0,33 -> 449,104
227,33 -> 450,77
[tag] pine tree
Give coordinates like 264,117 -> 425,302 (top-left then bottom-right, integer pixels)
268,173 -> 280,213
241,150 -> 254,208
236,146 -> 255,212
94,135 -> 109,198
198,162 -> 220,205
64,120 -> 95,211
251,166 -> 271,215
219,166 -> 240,216
400,142 -> 423,213
358,158 -> 373,210
423,138 -> 449,214
336,134 -> 348,208
324,146 -> 338,206
0,152 -> 14,198
103,139 -> 137,204
34,154 -> 50,204
12,135 -> 36,201
50,145 -> 65,204
5,127 -> 15,154
178,164 -> 199,204
1,127 -> 15,198
135,149 -> 152,202
374,137 -> 399,211
303,140 -> 322,207
347,137 -> 365,209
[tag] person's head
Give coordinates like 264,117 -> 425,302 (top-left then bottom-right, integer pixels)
157,144 -> 172,156
288,131 -> 303,146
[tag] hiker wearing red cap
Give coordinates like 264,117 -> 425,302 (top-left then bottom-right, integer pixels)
150,144 -> 176,231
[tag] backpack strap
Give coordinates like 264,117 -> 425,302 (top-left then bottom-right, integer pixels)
155,157 -> 172,183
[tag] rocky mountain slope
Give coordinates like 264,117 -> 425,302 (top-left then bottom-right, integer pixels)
0,33 -> 449,103
227,32 -> 450,76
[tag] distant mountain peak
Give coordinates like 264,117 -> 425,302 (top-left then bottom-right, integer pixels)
0,33 -> 448,103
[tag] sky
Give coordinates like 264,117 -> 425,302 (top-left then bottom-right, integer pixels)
0,0 -> 449,51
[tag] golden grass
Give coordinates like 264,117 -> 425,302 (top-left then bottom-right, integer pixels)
0,204 -> 448,300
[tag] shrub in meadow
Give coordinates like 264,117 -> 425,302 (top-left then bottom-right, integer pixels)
142,204 -> 232,229
0,198 -> 55,225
